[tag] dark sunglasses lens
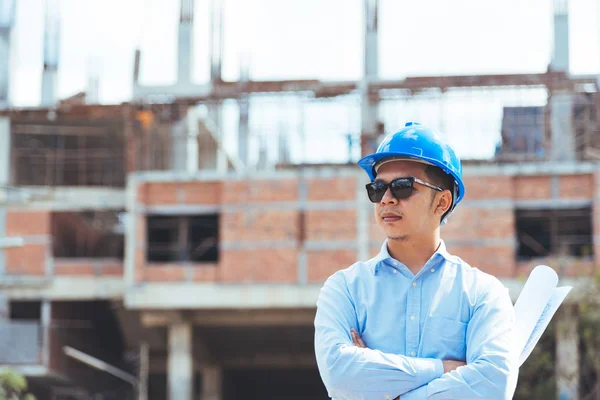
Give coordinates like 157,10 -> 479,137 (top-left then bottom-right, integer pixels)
366,182 -> 387,202
390,179 -> 413,199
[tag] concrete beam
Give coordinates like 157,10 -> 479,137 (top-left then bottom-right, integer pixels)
139,200 -> 358,215
463,162 -> 599,177
130,165 -> 359,183
127,278 -> 587,309
126,283 -> 323,309
141,309 -> 316,327
1,277 -> 124,300
0,365 -> 48,377
130,162 -> 599,184
132,72 -> 595,103
0,187 -> 125,210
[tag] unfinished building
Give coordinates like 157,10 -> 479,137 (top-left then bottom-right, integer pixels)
0,0 -> 599,399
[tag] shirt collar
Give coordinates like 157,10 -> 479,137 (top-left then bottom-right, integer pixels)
371,239 -> 453,275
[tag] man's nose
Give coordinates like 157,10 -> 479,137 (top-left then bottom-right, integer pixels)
380,188 -> 398,205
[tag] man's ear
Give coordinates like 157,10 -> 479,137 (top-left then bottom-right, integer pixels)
434,190 -> 453,217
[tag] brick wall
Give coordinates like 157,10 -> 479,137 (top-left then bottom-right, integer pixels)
133,175 -> 363,284
5,170 -> 597,283
130,170 -> 600,284
4,210 -> 50,276
2,209 -> 124,278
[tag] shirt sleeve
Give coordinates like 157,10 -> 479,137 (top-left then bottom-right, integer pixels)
314,272 -> 444,400
401,278 -> 519,400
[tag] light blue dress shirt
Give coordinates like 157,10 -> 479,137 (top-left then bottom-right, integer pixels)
314,240 -> 518,400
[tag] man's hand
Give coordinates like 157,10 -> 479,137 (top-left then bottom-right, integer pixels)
351,329 -> 400,400
442,360 -> 466,374
350,328 -> 367,348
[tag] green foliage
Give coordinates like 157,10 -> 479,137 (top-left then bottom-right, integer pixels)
0,368 -> 36,400
578,283 -> 600,398
514,320 -> 557,400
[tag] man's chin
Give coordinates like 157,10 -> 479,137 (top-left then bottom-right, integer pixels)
387,234 -> 408,242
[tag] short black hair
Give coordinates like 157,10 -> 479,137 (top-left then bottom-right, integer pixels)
424,165 -> 455,193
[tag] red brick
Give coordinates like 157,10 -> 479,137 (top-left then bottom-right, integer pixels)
143,266 -> 186,282
307,250 -> 356,282
559,174 -> 593,199
193,265 -> 220,282
514,176 -> 551,200
443,207 -> 514,241
99,264 -> 124,276
462,176 -> 513,200
307,177 -> 357,201
183,182 -> 221,204
134,248 -> 146,282
517,258 -> 594,279
139,182 -> 180,205
5,244 -> 47,276
222,180 -> 298,203
305,210 -> 356,241
54,262 -> 95,276
6,211 -> 50,236
219,249 -> 298,282
446,245 -> 516,277
222,210 -> 298,242
136,215 -> 146,244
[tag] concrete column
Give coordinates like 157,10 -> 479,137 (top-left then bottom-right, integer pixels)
209,0 -> 223,83
201,365 -> 222,400
550,92 -> 576,161
168,322 -> 193,400
556,303 -> 579,400
551,0 -> 570,72
0,0 -> 15,108
0,117 -> 10,186
177,0 -> 194,84
41,0 -> 60,107
356,172 -> 370,262
296,169 -> 307,284
360,0 -> 381,158
0,118 -> 9,275
0,292 -> 8,320
41,300 -> 52,367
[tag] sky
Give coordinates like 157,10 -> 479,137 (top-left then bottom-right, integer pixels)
5,0 -> 600,160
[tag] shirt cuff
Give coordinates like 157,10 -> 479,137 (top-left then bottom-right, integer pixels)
413,358 -> 444,387
400,385 -> 428,400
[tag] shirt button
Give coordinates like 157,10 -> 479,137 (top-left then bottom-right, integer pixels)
385,395 -> 391,399
412,282 -> 417,287
410,351 -> 416,356
393,270 -> 397,274
430,268 -> 435,272
410,315 -> 415,321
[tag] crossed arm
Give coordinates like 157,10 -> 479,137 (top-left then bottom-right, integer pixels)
314,273 -> 518,400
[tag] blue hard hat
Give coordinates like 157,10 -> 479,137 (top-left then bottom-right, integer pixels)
358,122 -> 465,205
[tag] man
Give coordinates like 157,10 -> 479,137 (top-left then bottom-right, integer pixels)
314,122 -> 518,399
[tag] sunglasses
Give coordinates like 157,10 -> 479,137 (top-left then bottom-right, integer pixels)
365,177 -> 443,203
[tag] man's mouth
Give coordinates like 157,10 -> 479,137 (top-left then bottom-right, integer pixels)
381,214 -> 402,222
